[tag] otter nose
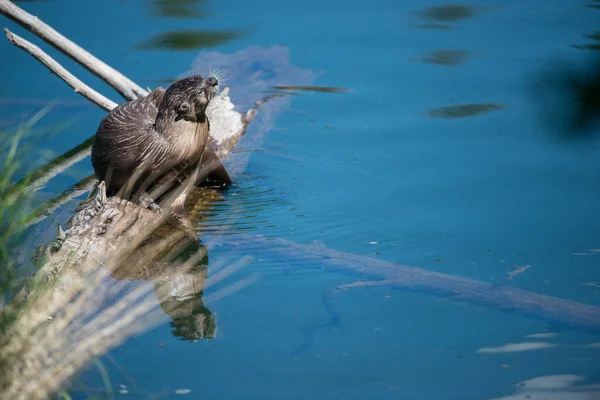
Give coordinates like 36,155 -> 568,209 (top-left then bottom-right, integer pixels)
205,76 -> 218,87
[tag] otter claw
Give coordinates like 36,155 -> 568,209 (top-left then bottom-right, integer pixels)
149,203 -> 163,213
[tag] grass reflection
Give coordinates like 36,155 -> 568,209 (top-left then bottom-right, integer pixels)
272,85 -> 349,93
418,3 -> 479,23
134,29 -> 245,51
427,103 -> 505,119
415,49 -> 470,66
150,0 -> 209,18
412,3 -> 497,30
573,32 -> 600,51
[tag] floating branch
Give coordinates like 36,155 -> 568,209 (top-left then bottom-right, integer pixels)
4,29 -> 118,111
0,0 -> 148,100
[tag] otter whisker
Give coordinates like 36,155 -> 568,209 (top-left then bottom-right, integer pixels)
194,64 -> 202,78
209,65 -> 228,93
209,65 -> 220,80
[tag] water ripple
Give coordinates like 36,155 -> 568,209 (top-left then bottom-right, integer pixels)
189,179 -> 291,237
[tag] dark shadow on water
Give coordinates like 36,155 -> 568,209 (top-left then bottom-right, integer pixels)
134,29 -> 246,51
148,0 -> 210,19
272,85 -> 350,93
414,49 -> 470,66
427,103 -> 505,119
587,0 -> 600,10
411,3 -> 498,30
418,3 -> 479,22
574,1 -> 600,52
562,63 -> 600,135
530,5 -> 600,141
573,32 -> 600,51
532,55 -> 600,141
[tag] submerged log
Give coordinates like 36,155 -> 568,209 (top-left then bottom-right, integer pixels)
222,235 -> 600,337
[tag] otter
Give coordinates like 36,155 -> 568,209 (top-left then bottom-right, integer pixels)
91,75 -> 231,213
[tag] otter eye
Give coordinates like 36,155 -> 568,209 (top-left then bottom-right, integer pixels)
179,103 -> 190,113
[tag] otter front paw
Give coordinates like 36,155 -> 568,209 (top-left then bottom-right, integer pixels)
138,195 -> 162,213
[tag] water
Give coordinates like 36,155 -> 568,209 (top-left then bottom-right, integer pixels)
2,0 -> 600,399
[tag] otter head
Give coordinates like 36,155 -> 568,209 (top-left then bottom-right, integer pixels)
154,75 -> 219,135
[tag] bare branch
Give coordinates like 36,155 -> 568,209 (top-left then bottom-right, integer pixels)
0,0 -> 148,100
4,29 -> 118,112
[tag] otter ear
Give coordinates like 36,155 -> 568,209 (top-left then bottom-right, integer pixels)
178,102 -> 190,114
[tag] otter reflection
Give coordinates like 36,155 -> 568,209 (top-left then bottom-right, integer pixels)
108,217 -> 216,340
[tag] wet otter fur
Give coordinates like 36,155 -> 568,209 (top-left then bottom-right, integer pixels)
91,75 -> 231,213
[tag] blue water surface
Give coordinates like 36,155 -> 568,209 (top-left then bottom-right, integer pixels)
2,0 -> 600,399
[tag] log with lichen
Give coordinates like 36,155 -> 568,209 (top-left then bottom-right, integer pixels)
0,3 -> 261,397
0,87 -> 259,399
